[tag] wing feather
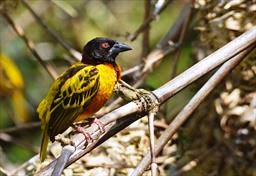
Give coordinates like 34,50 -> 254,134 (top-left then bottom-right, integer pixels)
38,64 -> 100,141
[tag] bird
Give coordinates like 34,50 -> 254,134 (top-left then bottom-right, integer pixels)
37,37 -> 132,161
0,53 -> 28,124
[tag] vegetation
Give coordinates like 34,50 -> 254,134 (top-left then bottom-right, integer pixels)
0,0 -> 255,175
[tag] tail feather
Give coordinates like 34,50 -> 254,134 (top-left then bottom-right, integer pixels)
40,124 -> 49,162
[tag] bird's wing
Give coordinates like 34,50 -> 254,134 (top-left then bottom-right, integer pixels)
39,63 -> 100,141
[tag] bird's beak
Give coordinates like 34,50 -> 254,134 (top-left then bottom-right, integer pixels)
108,42 -> 132,56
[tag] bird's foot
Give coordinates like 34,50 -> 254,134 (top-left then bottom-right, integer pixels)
73,124 -> 93,143
92,118 -> 105,133
116,80 -> 159,112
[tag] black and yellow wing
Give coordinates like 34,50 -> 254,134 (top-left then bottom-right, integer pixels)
37,63 -> 100,161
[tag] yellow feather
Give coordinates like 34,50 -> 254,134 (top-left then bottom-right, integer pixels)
37,63 -> 101,161
40,119 -> 49,162
0,53 -> 28,124
0,53 -> 24,93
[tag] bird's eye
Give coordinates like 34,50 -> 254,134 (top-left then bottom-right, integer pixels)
100,42 -> 110,49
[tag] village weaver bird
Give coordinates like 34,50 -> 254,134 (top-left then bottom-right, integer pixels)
37,38 -> 131,161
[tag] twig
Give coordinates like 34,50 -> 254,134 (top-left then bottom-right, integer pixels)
128,0 -> 173,41
83,163 -> 135,169
141,0 -> 151,58
157,0 -> 194,48
51,145 -> 75,176
131,44 -> 255,176
123,2 -> 192,81
148,111 -> 158,176
21,0 -> 82,61
0,122 -> 40,134
153,28 -> 256,103
0,132 -> 38,153
171,2 -> 193,78
1,13 -> 58,79
34,27 -> 256,175
0,167 -> 8,175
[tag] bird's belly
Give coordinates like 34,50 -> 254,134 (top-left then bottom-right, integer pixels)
75,64 -> 117,122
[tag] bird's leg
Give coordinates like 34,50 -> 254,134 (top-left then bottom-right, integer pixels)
72,117 -> 105,144
115,80 -> 152,101
92,118 -> 105,133
116,79 -> 160,114
72,124 -> 93,143
86,117 -> 105,134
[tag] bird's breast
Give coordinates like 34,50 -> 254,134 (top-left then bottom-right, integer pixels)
75,64 -> 119,121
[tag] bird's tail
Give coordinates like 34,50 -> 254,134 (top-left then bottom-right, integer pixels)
40,124 -> 49,162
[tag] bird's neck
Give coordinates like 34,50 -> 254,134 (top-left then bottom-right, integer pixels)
81,56 -> 99,65
81,58 -> 121,80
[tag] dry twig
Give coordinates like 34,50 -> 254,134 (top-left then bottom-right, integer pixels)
1,13 -> 58,79
128,0 -> 174,41
21,0 -> 82,62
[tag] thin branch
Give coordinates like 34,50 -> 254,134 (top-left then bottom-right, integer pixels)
154,27 -> 256,103
141,0 -> 151,58
1,13 -> 58,79
35,27 -> 256,176
128,0 -> 173,41
171,2 -> 193,78
157,1 -> 193,48
0,132 -> 38,153
21,0 -> 82,61
148,111 -> 158,176
122,2 -> 192,80
131,45 -> 255,176
0,122 -> 40,134
51,145 -> 75,176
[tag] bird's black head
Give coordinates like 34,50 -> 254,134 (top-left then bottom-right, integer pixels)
82,37 -> 132,65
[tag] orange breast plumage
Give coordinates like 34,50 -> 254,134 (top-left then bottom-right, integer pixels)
75,63 -> 119,121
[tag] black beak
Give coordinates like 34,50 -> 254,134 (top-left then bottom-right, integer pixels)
108,42 -> 132,56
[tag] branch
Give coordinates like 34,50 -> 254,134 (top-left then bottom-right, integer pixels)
20,0 -> 82,62
170,2 -> 193,78
128,0 -> 174,41
35,27 -> 256,176
0,122 -> 40,134
157,1 -> 193,48
122,2 -> 193,80
131,44 -> 255,176
141,0 -> 151,58
153,27 -> 256,103
1,13 -> 58,79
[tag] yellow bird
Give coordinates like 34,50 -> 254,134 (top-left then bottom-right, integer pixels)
0,53 -> 28,124
37,38 -> 131,161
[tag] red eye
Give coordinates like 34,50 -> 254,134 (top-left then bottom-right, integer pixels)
100,42 -> 110,49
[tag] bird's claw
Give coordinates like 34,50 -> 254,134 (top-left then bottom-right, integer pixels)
92,118 -> 105,133
135,90 -> 159,113
73,124 -> 93,144
117,80 -> 159,113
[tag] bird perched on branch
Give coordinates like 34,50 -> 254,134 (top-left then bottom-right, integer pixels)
37,38 -> 131,162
